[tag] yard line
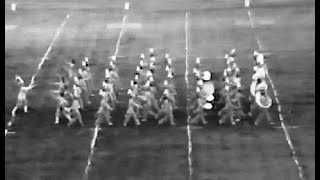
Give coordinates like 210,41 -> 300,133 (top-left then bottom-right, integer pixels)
29,14 -> 71,88
82,3 -> 130,180
5,129 -> 15,136
113,15 -> 128,57
83,126 -> 99,179
5,14 -> 71,137
185,12 -> 193,180
247,11 -> 263,50
245,4 -> 306,180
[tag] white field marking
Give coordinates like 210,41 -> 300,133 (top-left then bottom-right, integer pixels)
245,3 -> 306,180
5,129 -> 16,136
113,15 -> 128,58
83,126 -> 99,180
82,3 -> 130,180
49,82 -> 62,86
234,19 -> 275,26
5,14 -> 71,137
247,11 -> 263,50
177,125 -> 203,130
28,14 -> 71,88
107,22 -> 141,29
5,25 -> 17,31
274,125 -> 300,129
185,12 -> 193,180
266,69 -> 306,180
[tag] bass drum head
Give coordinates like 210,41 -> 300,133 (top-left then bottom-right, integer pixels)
203,103 -> 213,110
203,82 -> 215,95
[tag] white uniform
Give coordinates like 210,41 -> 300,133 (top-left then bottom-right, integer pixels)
67,99 -> 84,127
167,68 -> 174,78
162,89 -> 176,108
55,95 -> 71,124
250,91 -> 273,125
78,77 -> 91,104
17,87 -> 28,103
81,68 -> 93,95
256,54 -> 265,65
233,77 -> 241,89
150,62 -> 156,70
11,84 -> 34,117
218,95 -> 238,125
190,97 -> 207,125
73,86 -> 84,109
67,63 -> 76,80
252,66 -> 266,80
139,69 -> 149,85
226,57 -> 235,65
99,89 -> 111,105
102,81 -> 116,107
193,68 -> 202,79
158,99 -> 175,125
141,91 -> 158,122
95,93 -> 113,126
223,68 -> 232,77
123,98 -> 142,126
110,69 -> 118,83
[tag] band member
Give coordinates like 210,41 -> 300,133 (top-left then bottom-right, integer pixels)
76,72 -> 91,105
72,83 -> 84,110
123,94 -> 142,126
189,94 -> 208,125
11,75 -> 36,117
53,91 -> 72,124
249,90 -> 274,126
218,90 -> 240,125
67,97 -> 85,127
141,90 -> 158,122
66,59 -> 77,80
158,96 -> 176,125
95,89 -> 114,127
102,78 -> 117,108
80,60 -> 94,96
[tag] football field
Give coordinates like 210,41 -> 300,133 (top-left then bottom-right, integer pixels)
5,0 -> 314,180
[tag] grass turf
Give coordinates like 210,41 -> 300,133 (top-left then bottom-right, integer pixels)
5,0 -> 314,179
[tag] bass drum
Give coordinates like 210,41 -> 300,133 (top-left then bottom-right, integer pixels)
202,81 -> 215,96
255,92 -> 272,109
203,103 -> 213,110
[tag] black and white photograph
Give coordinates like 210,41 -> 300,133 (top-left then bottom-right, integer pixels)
5,0 -> 315,179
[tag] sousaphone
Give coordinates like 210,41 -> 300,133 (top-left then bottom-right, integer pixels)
255,91 -> 272,109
